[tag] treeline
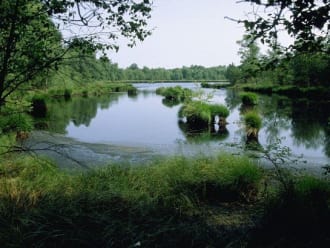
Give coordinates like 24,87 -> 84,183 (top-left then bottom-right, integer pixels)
225,36 -> 330,89
45,52 -> 227,89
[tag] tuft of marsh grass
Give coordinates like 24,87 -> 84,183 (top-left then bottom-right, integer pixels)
244,111 -> 262,130
240,92 -> 258,106
156,86 -> 192,102
179,101 -> 230,126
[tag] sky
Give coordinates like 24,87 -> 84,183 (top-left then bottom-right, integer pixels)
107,0 -> 253,69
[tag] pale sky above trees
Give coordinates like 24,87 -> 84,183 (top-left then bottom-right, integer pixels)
107,0 -> 253,69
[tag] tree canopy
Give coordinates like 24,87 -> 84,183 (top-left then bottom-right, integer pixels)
0,0 -> 152,106
238,0 -> 329,53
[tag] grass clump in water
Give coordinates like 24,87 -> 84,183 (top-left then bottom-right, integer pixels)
156,86 -> 192,102
244,111 -> 262,142
179,101 -> 230,127
240,92 -> 258,106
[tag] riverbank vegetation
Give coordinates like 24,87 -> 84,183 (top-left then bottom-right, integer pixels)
225,36 -> 330,98
0,153 -> 328,247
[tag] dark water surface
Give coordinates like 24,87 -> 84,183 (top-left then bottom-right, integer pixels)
31,82 -> 330,168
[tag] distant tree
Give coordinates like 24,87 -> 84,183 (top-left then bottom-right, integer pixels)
225,64 -> 242,84
0,0 -> 152,107
237,35 -> 261,82
128,63 -> 139,70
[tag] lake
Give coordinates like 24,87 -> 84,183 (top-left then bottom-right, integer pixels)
29,82 -> 330,169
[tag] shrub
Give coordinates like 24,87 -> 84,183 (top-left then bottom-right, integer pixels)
240,92 -> 258,106
82,89 -> 88,97
31,94 -> 48,118
0,113 -> 33,133
63,88 -> 72,100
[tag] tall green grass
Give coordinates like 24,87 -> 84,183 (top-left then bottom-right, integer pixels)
0,154 -> 262,247
0,153 -> 329,247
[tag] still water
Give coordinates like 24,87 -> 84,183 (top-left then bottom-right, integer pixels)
33,82 -> 330,168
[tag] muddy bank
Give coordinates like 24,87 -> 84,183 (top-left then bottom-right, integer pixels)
23,131 -> 159,169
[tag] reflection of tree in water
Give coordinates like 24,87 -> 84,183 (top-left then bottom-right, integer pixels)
290,100 -> 329,150
162,98 -> 181,108
228,90 -> 329,157
98,94 -> 121,109
324,123 -> 330,158
178,120 -> 229,143
225,89 -> 241,110
71,98 -> 98,126
258,95 -> 291,145
34,94 -> 122,133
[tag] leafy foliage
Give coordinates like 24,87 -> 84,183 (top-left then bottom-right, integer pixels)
0,0 -> 152,106
239,0 -> 330,53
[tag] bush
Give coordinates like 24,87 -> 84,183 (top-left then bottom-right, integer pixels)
63,88 -> 72,100
31,94 -> 48,118
82,89 -> 88,97
240,92 -> 258,106
0,113 -> 33,133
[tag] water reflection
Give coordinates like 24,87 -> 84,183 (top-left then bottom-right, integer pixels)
33,84 -> 330,162
35,94 -> 123,134
224,89 -> 330,159
178,120 -> 229,143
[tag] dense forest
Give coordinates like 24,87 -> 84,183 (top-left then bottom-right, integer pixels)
225,36 -> 330,91
47,53 -> 227,88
